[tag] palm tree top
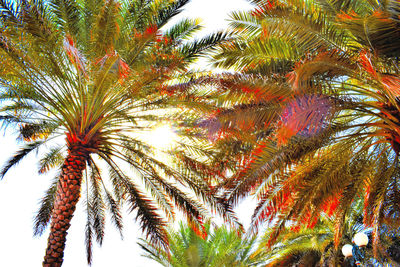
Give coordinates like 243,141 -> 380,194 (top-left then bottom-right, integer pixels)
201,0 -> 400,254
0,0 -> 238,265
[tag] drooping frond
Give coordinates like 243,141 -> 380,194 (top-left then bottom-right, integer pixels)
0,141 -> 43,179
88,165 -> 106,246
154,0 -> 190,29
105,157 -> 168,249
38,146 -> 64,174
33,176 -> 59,236
103,188 -> 123,236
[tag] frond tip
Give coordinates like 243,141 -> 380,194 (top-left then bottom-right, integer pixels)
1,141 -> 43,179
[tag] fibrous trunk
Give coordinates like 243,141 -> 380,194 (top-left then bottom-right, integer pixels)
43,146 -> 89,267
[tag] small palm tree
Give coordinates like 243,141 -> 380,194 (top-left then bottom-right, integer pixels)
262,217 -> 336,267
261,206 -> 400,267
0,0 -> 234,265
139,222 -> 267,267
203,0 -> 400,251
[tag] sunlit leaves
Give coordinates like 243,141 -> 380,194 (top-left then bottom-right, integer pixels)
211,0 -> 400,252
0,0 -> 235,264
139,222 -> 267,267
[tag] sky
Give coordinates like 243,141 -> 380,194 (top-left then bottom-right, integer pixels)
0,1 -> 254,267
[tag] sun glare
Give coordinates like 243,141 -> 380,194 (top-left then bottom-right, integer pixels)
147,124 -> 177,150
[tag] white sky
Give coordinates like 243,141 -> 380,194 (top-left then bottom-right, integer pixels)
0,1 -> 254,266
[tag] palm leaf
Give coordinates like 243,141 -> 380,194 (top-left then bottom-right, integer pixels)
0,140 -> 43,178
49,0 -> 81,37
155,0 -> 190,28
33,176 -> 59,236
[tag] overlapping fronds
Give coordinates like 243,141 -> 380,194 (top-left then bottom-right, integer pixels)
0,0 -> 235,264
260,216 -> 336,266
38,145 -> 64,174
209,0 -> 400,252
213,0 -> 353,72
49,0 -> 80,37
139,222 -> 268,267
154,0 -> 190,28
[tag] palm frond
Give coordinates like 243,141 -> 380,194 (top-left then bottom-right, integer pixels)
105,158 -> 168,249
180,32 -> 230,62
19,0 -> 55,41
88,166 -> 105,245
38,146 -> 64,174
104,189 -> 123,236
33,176 -> 59,236
164,18 -> 202,42
85,213 -> 93,265
91,0 -> 120,57
155,0 -> 190,29
0,0 -> 21,23
0,141 -> 43,179
49,0 -> 80,37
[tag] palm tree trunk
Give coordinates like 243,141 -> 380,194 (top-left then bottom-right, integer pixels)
43,146 -> 89,267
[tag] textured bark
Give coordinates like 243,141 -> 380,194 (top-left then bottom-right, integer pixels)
43,145 -> 89,267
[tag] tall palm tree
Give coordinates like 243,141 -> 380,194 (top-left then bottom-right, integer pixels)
202,0 -> 400,250
139,222 -> 267,267
0,0 -> 236,265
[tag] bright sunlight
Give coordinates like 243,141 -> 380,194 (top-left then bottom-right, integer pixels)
147,124 -> 178,150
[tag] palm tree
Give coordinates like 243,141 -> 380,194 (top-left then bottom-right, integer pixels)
261,206 -> 400,267
261,216 -> 336,267
0,0 -> 235,265
259,206 -> 371,267
139,222 -> 267,267
202,0 -> 400,250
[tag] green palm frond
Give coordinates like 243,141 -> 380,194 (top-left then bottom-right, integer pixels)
0,140 -> 43,178
316,0 -> 375,16
121,0 -> 155,32
91,0 -> 120,57
180,31 -> 230,62
214,37 -> 300,72
49,0 -> 80,37
164,18 -> 202,42
33,176 -> 59,236
229,10 -> 261,37
38,145 -> 64,174
81,0 -> 103,44
155,0 -> 190,28
260,215 -> 336,266
0,0 -> 21,23
139,222 -> 267,267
